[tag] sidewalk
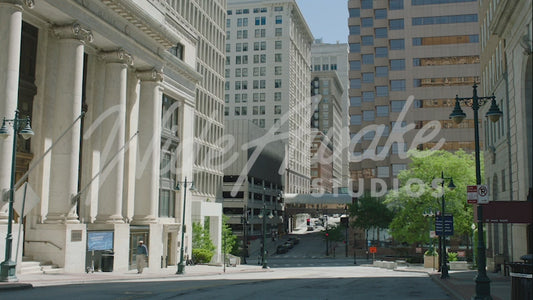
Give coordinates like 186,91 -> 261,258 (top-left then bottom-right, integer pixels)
0,263 -> 265,291
393,265 -> 512,300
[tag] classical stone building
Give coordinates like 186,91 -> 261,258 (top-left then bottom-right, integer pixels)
0,0 -> 224,275
479,0 -> 532,267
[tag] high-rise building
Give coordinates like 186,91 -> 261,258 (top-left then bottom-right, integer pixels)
311,41 -> 350,190
347,0 -> 481,192
225,0 -> 314,194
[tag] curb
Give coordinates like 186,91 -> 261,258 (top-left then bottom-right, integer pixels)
429,274 -> 463,300
0,282 -> 33,291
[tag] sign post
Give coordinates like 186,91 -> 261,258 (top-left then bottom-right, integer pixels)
467,185 -> 478,204
477,185 -> 489,204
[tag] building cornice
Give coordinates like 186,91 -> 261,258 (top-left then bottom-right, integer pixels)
489,0 -> 519,37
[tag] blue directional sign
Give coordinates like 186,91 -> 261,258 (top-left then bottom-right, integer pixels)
435,215 -> 454,236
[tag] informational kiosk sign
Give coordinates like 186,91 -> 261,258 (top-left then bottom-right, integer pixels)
87,231 -> 114,251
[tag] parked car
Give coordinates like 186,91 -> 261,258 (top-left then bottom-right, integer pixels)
288,237 -> 300,245
283,241 -> 294,249
276,245 -> 289,254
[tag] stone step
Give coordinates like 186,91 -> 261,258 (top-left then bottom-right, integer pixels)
43,267 -> 64,274
19,260 -> 62,275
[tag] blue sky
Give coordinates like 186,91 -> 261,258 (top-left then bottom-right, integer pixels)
296,0 -> 349,43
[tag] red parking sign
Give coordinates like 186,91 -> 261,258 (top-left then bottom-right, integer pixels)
369,247 -> 377,254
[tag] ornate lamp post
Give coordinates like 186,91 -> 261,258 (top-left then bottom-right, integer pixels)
175,177 -> 194,274
258,188 -> 273,269
0,110 -> 34,282
450,83 -> 502,299
241,207 -> 249,264
438,171 -> 455,279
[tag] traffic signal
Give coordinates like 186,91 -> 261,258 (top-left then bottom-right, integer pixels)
307,218 -> 310,225
325,233 -> 329,237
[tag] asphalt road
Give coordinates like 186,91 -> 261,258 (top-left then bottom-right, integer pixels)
0,231 -> 453,299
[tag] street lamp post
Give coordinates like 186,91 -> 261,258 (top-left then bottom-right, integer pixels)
258,189 -> 273,269
450,83 -> 502,299
175,177 -> 194,275
241,208 -> 248,264
438,171 -> 455,279
0,110 -> 34,282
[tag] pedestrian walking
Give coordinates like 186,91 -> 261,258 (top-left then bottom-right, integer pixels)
136,240 -> 148,273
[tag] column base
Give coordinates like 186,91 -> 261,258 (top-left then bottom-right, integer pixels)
95,215 -> 125,224
0,260 -> 18,282
44,212 -> 80,224
131,215 -> 157,225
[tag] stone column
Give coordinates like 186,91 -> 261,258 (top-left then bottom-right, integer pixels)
0,0 -> 32,222
132,69 -> 163,224
94,49 -> 132,224
44,23 -> 92,224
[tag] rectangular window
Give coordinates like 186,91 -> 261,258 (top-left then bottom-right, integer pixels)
275,28 -> 282,36
390,39 -> 405,50
350,115 -> 362,125
413,58 -> 421,66
376,66 -> 388,77
376,86 -> 389,97
350,43 -> 361,53
350,60 -> 361,70
274,92 -> 281,101
350,97 -> 362,107
361,17 -> 373,27
274,79 -> 282,88
392,164 -> 407,176
375,28 -> 388,39
412,14 -> 478,26
362,36 -> 374,46
274,105 -> 281,114
376,105 -> 389,117
377,166 -> 390,178
349,8 -> 360,18
390,79 -> 406,91
361,0 -> 373,9
362,54 -> 374,64
275,66 -> 282,75
362,91 -> 375,102
391,100 -> 406,112
389,0 -> 404,10
362,73 -> 374,83
350,79 -> 361,89
275,53 -> 282,62
389,19 -> 404,30
275,15 -> 282,24
349,26 -> 361,35
390,59 -> 405,70
375,47 -> 388,58
375,9 -> 387,19
275,41 -> 282,49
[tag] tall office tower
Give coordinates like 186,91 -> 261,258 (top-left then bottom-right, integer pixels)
311,41 -> 350,190
225,0 -> 314,194
347,0 -> 481,192
310,70 -> 344,193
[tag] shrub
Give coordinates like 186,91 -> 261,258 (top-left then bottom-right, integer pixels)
192,248 -> 213,264
448,252 -> 458,262
424,248 -> 438,256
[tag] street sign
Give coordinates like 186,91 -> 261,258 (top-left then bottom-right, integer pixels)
369,246 -> 377,254
467,185 -> 478,203
435,215 -> 454,236
477,185 -> 489,204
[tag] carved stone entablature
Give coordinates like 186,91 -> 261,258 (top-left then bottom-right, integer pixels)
100,49 -> 134,65
0,0 -> 34,8
137,68 -> 164,82
52,23 -> 93,44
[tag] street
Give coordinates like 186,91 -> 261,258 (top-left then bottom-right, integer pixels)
0,231 -> 454,300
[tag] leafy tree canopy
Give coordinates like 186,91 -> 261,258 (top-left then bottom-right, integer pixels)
348,192 -> 394,230
384,149 -> 478,244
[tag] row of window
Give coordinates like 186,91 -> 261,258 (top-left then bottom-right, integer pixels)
351,164 -> 407,179
226,53 -> 283,65
226,40 -> 283,53
358,0 -> 475,10
224,92 -> 282,103
413,76 -> 479,87
226,66 -> 283,78
412,14 -> 477,26
226,79 -> 283,90
227,28 -> 283,40
227,6 -> 283,15
360,0 -> 404,10
224,105 -> 283,117
227,15 -> 283,27
350,56 -> 478,72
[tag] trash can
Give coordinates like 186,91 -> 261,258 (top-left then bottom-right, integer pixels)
509,262 -> 532,300
101,250 -> 114,272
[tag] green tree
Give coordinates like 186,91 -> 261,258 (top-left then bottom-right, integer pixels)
192,221 -> 215,263
348,192 -> 394,232
222,215 -> 239,256
385,149 -> 477,245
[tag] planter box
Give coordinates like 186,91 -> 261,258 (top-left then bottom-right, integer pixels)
424,255 -> 439,268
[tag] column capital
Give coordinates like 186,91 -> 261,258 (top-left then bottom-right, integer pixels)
100,48 -> 134,65
52,23 -> 93,44
136,68 -> 164,82
0,0 -> 34,8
